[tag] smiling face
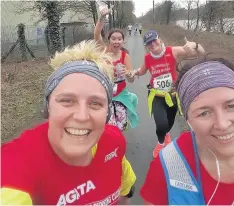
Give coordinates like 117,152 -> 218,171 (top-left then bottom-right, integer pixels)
47,73 -> 108,163
109,32 -> 124,52
187,87 -> 234,158
145,38 -> 162,54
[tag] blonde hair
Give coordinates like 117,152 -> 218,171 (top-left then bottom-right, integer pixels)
49,40 -> 114,82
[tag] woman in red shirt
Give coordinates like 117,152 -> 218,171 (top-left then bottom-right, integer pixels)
140,56 -> 234,205
1,40 -> 136,205
94,7 -> 139,132
133,30 -> 205,158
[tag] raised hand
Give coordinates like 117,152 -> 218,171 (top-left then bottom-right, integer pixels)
183,37 -> 197,54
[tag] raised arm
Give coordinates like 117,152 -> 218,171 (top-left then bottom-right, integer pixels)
94,7 -> 110,49
172,37 -> 205,63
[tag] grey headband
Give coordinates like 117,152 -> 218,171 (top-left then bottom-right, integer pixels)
177,61 -> 234,119
43,60 -> 113,119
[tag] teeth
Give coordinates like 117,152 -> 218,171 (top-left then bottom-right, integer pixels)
216,133 -> 234,140
66,128 -> 89,136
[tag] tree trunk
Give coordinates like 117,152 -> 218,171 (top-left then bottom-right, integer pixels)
194,1 -> 200,31
187,8 -> 190,30
17,23 -> 27,61
112,7 -> 115,28
91,1 -> 98,25
219,18 -> 224,33
116,2 -> 120,27
166,1 -> 173,25
107,2 -> 113,30
44,25 -> 51,53
45,2 -> 62,55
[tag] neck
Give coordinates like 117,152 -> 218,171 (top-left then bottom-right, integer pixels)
198,144 -> 234,182
199,144 -> 234,164
151,48 -> 162,55
62,152 -> 93,167
219,156 -> 234,172
150,43 -> 166,59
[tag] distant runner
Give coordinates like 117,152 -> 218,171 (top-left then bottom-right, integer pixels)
128,24 -> 133,36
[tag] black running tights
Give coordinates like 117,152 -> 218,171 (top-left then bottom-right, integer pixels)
151,96 -> 177,144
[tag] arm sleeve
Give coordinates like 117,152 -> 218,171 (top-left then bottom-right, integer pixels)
1,188 -> 33,205
140,157 -> 168,205
120,156 -> 136,196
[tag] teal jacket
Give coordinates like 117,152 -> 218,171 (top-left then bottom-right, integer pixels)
113,88 -> 139,128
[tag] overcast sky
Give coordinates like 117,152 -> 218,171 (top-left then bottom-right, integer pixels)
133,0 -> 207,17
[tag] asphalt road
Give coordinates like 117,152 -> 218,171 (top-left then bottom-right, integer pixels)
124,33 -> 182,204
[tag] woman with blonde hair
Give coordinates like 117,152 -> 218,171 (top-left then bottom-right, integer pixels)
133,29 -> 205,158
94,7 -> 139,132
1,40 -> 136,205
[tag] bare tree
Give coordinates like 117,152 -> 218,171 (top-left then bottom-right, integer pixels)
160,0 -> 173,25
44,1 -> 62,55
201,1 -> 233,34
20,1 -> 63,55
16,1 -> 99,54
111,0 -> 135,28
140,1 -> 172,25
61,1 -> 98,24
184,0 -> 194,30
194,0 -> 200,31
170,2 -> 181,24
201,1 -> 227,32
16,1 -> 65,55
218,1 -> 226,33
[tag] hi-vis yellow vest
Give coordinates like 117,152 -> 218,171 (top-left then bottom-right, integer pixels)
147,88 -> 183,116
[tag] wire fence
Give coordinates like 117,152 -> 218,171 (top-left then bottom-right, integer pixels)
1,24 -> 95,63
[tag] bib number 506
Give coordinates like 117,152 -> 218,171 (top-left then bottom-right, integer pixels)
157,80 -> 171,88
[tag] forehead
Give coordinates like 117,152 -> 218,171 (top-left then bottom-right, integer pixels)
51,73 -> 107,98
189,87 -> 234,109
110,32 -> 123,38
146,39 -> 159,46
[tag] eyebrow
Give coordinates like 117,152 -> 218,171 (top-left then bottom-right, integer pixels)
226,99 -> 234,104
194,98 -> 234,111
111,35 -> 123,38
55,93 -> 76,98
89,95 -> 107,102
194,106 -> 210,111
55,93 -> 107,101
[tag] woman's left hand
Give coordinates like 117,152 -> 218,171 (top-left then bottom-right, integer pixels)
183,37 -> 196,54
118,65 -> 134,78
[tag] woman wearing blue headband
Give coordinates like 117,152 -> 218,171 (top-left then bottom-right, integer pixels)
140,56 -> 234,205
1,40 -> 136,205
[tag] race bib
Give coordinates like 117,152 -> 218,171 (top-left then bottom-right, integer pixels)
114,63 -> 125,82
153,73 -> 172,92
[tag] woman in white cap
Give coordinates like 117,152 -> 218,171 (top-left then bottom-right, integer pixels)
140,56 -> 234,205
1,40 -> 136,205
132,29 -> 205,158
